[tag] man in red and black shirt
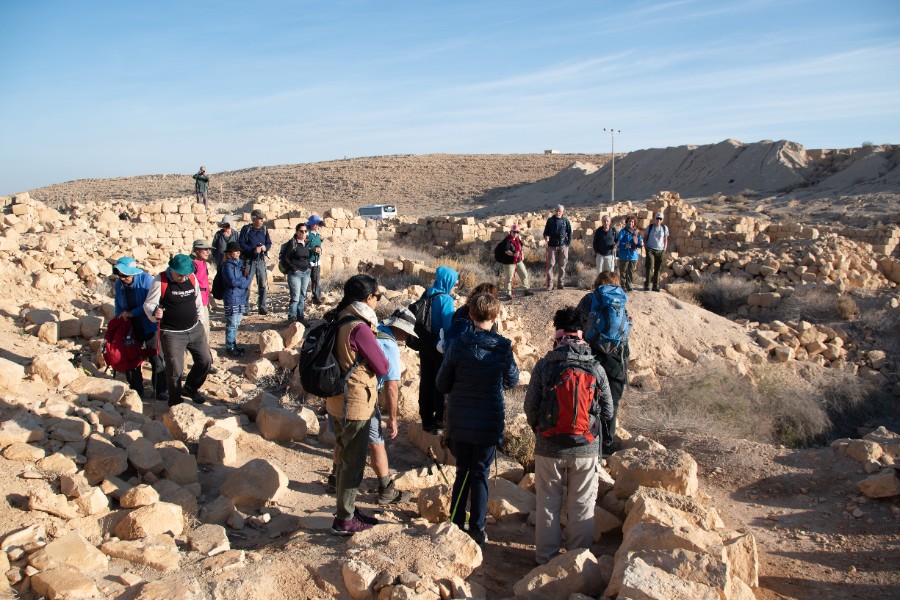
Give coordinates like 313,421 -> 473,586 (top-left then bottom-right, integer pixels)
143,254 -> 211,406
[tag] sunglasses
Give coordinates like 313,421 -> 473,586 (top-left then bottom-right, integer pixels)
298,229 -> 308,233
372,292 -> 383,300
116,273 -> 132,279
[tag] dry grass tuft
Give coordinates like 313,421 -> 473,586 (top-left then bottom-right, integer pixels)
837,295 -> 860,320
697,275 -> 756,316
777,285 -> 842,323
666,283 -> 702,306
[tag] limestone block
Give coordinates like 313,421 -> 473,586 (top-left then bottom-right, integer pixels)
28,489 -> 79,519
417,484 -> 451,523
31,567 -> 101,600
158,446 -> 199,486
594,505 -> 624,539
615,554 -> 721,600
343,558 -> 378,600
79,315 -> 104,339
188,523 -> 230,556
244,358 -> 277,382
513,548 -> 605,599
608,448 -> 699,499
84,435 -> 128,484
241,391 -> 281,421
220,458 -> 288,508
50,417 -> 90,442
0,356 -> 27,392
616,521 -> 723,563
101,534 -> 181,571
153,480 -> 199,516
28,531 -> 109,571
36,452 -> 78,476
198,426 -> 237,466
67,377 -> 127,403
856,469 -> 900,498
120,484 -> 161,508
493,451 -> 525,484
114,502 -> 185,540
625,486 -> 725,531
162,403 -> 210,443
394,467 -> 445,492
773,346 -> 794,362
75,487 -> 110,516
256,406 -> 307,442
128,438 -> 165,474
277,349 -> 300,371
846,439 -> 883,463
2,441 -> 45,462
0,410 -> 45,448
723,532 -> 759,588
623,496 -> 714,537
258,330 -> 285,359
31,352 -> 80,388
487,477 -> 536,521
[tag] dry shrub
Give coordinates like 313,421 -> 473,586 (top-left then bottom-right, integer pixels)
777,285 -> 841,323
319,268 -> 361,295
572,261 -> 595,290
697,274 -> 756,316
634,362 -> 843,447
667,283 -> 701,306
502,387 -> 535,471
837,295 -> 860,320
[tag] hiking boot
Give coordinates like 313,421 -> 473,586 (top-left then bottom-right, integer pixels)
523,289 -> 534,297
469,528 -> 488,546
183,387 -> 206,405
331,515 -> 372,536
326,473 -> 336,494
226,346 -> 242,358
353,508 -> 379,526
377,481 -> 414,505
258,308 -> 268,315
557,282 -> 565,290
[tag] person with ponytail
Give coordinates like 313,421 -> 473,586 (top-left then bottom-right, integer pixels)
325,274 -> 391,536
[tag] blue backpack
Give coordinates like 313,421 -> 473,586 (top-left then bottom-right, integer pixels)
585,285 -> 631,353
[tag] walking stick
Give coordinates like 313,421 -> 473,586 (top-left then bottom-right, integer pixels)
426,446 -> 450,486
450,471 -> 469,525
545,246 -> 551,289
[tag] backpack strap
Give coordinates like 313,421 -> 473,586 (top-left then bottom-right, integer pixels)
335,315 -> 366,424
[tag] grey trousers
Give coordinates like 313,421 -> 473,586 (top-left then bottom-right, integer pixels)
159,322 -> 211,404
546,246 -> 569,287
534,454 -> 599,564
244,258 -> 268,311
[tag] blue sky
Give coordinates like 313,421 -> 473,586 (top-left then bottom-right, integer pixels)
1,0 -> 899,194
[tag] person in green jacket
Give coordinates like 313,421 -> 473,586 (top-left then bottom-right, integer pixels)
307,214 -> 325,304
193,166 -> 209,208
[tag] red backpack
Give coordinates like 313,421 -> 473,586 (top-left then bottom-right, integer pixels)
102,316 -> 148,372
536,364 -> 600,447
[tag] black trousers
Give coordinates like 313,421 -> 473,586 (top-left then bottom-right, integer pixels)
310,264 -> 323,302
418,349 -> 444,430
595,346 -> 628,451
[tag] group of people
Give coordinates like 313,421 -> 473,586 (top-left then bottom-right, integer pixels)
495,204 -> 669,296
320,260 -> 630,567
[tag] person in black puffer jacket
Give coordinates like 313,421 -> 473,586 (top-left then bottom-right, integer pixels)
436,293 -> 519,547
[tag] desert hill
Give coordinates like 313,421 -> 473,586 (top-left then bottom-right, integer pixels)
483,140 -> 900,224
26,154 -> 607,218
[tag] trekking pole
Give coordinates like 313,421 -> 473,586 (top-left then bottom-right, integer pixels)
426,446 -> 450,486
545,246 -> 551,289
510,267 -> 516,300
449,470 -> 469,525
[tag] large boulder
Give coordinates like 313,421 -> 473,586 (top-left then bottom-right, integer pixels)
28,531 -> 109,571
162,403 -> 210,444
487,477 -> 536,521
241,391 -> 281,421
857,469 -> 900,498
513,548 -> 605,599
256,406 -> 307,442
30,352 -> 80,388
220,458 -> 288,508
100,534 -> 181,571
30,567 -> 101,600
416,484 -> 451,523
197,426 -> 237,466
608,448 -> 699,499
0,410 -> 45,448
114,502 -> 185,540
84,435 -> 128,484
128,438 -> 165,474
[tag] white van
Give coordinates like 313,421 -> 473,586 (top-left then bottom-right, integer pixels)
357,204 -> 398,220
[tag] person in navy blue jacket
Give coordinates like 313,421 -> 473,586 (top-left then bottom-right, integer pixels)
113,256 -> 167,401
238,209 -> 272,314
221,242 -> 252,357
436,292 -> 519,547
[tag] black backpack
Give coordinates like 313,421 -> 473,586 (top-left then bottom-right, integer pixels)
299,316 -> 363,398
211,271 -> 224,301
494,239 -> 515,264
406,291 -> 446,353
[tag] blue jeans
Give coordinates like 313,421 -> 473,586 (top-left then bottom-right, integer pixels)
287,269 -> 311,321
225,311 -> 243,348
244,258 -> 268,310
450,441 -> 496,532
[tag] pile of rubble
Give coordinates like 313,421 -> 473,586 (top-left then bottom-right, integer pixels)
832,426 -> 900,500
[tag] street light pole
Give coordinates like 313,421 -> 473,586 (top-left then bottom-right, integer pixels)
603,128 -> 621,204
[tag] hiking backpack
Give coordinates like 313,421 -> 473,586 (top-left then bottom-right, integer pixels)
102,316 -> 147,372
584,285 -> 631,353
406,291 -> 446,353
536,362 -> 600,447
298,316 -> 363,398
211,270 -> 224,300
277,238 -> 295,275
493,239 -> 515,265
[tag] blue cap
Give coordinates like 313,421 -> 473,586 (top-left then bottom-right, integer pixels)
113,257 -> 142,276
307,214 -> 324,227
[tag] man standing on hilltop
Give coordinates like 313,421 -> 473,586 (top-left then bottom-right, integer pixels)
643,211 -> 668,292
193,166 -> 209,209
238,209 -> 272,315
543,205 -> 572,290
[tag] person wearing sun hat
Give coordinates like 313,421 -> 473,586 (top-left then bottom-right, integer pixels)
643,211 -> 669,292
211,217 -> 238,267
306,214 -> 325,304
143,254 -> 211,406
238,209 -> 272,315
112,256 -> 167,402
496,223 -> 533,301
